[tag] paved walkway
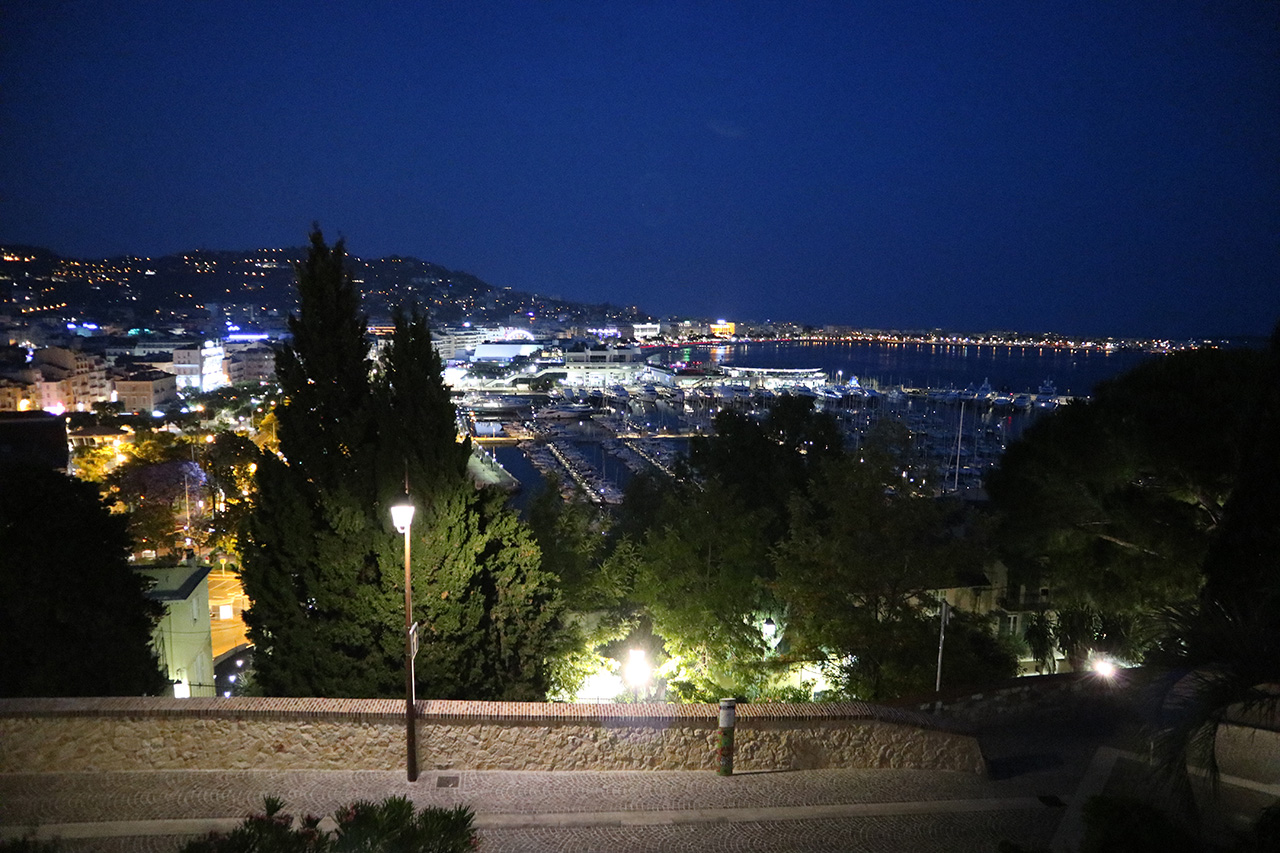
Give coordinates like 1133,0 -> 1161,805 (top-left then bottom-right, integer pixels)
0,759 -> 1086,853
1,709 -> 1143,852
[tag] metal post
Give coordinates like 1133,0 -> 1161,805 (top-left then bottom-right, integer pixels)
403,524 -> 418,783
935,599 -> 949,694
717,698 -> 736,775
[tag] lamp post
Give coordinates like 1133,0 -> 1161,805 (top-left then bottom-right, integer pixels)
390,498 -> 418,782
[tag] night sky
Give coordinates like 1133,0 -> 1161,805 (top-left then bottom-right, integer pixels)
2,2 -> 1277,338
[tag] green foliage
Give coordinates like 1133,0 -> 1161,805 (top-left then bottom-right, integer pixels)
409,487 -> 567,701
0,463 -> 167,697
687,394 -> 842,541
989,346 -> 1269,613
331,798 -> 475,853
1136,329 -> 1280,826
607,470 -> 671,549
201,431 -> 261,556
241,230 -> 564,700
89,430 -> 207,555
70,440 -> 122,483
628,478 -> 777,695
1048,604 -> 1154,671
179,795 -> 477,853
1022,609 -> 1057,673
936,611 -> 1020,691
1200,326 -> 1280,611
527,474 -> 607,609
271,230 -> 377,496
1146,597 -> 1280,808
774,426 -> 991,700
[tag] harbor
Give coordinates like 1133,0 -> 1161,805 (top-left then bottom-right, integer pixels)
447,336 -> 1164,509
459,373 -> 1071,508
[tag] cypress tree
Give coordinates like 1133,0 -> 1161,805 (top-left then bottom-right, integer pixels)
241,229 -> 563,699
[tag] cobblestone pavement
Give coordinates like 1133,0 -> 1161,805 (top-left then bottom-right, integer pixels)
0,762 -> 1074,853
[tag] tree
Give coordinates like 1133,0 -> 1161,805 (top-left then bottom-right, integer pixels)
201,431 -> 260,556
527,474 -> 608,610
85,430 -> 213,557
240,229 -> 564,699
0,462 -> 167,697
628,477 -> 778,699
1143,325 -> 1280,828
773,424 -> 1000,700
687,394 -> 842,542
988,346 -> 1269,615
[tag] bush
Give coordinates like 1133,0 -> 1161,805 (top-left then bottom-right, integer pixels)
180,796 -> 476,853
333,797 -> 476,853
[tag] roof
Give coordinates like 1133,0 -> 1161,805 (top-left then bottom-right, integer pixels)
136,565 -> 211,602
0,411 -> 69,470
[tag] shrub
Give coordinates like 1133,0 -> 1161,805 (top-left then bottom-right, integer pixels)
333,797 -> 475,853
179,796 -> 476,853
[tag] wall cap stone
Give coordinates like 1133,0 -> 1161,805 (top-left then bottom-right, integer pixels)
0,697 -> 972,734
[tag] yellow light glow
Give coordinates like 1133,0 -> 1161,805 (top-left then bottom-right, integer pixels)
624,649 -> 651,687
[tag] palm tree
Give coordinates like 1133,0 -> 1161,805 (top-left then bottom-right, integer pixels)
1149,597 -> 1280,803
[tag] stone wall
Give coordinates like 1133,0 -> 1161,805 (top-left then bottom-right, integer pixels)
0,698 -> 985,775
899,671 -> 1141,721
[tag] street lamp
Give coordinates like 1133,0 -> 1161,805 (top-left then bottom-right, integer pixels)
390,498 -> 418,782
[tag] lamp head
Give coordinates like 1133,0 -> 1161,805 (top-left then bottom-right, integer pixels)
390,500 -> 415,533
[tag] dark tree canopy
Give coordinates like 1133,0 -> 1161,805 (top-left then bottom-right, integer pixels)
1141,326 -> 1280,812
987,346 -> 1270,611
240,229 -> 564,700
628,475 -> 778,697
687,394 -> 842,541
272,229 -> 376,495
0,463 -> 167,697
1198,327 -> 1280,608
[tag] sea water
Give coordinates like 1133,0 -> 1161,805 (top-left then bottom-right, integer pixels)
658,339 -> 1159,397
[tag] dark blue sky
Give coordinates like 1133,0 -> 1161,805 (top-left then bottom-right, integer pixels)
2,2 -> 1277,338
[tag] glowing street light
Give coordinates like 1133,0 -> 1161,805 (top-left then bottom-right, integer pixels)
624,649 -> 651,689
390,497 -> 418,782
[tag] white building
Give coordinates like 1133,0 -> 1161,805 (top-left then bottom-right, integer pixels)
564,343 -> 648,386
173,341 -> 227,392
137,563 -> 214,699
472,341 -> 543,362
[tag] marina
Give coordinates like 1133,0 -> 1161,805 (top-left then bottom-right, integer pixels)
454,339 -> 1163,509
462,381 -> 1064,508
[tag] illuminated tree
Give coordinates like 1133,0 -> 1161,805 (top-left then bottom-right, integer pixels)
774,424 -> 1008,700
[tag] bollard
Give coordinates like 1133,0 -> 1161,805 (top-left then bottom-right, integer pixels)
717,697 -> 736,775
